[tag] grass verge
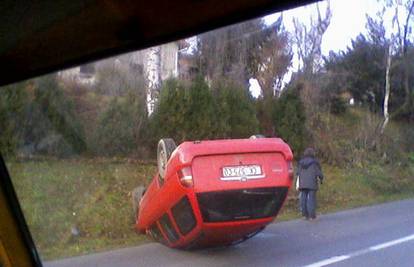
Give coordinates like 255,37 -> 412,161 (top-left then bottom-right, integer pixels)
5,158 -> 414,260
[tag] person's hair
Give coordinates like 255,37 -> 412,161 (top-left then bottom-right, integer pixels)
303,147 -> 315,157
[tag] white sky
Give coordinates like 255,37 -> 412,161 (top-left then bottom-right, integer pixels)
248,0 -> 383,97
264,0 -> 381,56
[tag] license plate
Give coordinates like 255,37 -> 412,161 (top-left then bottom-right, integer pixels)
221,165 -> 263,181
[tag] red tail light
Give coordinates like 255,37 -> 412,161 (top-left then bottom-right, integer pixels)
178,166 -> 193,187
287,161 -> 294,180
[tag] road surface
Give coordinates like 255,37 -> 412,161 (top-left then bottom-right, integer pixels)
45,198 -> 414,267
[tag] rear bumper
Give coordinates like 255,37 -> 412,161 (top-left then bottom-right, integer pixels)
173,186 -> 288,248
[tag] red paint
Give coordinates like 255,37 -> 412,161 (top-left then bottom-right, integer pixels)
135,138 -> 293,248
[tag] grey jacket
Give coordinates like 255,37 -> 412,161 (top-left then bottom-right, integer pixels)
296,156 -> 324,190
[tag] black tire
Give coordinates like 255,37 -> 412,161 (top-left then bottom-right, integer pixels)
132,186 -> 145,219
249,134 -> 265,139
157,138 -> 177,181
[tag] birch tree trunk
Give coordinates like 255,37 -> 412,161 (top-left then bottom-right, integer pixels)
146,47 -> 161,116
381,45 -> 392,134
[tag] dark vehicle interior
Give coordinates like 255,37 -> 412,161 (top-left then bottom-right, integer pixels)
0,0 -> 318,266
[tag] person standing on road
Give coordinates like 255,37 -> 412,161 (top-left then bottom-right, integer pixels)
295,148 -> 324,220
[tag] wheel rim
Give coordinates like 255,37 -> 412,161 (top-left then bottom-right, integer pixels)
158,149 -> 167,177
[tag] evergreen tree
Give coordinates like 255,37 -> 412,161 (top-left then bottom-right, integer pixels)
185,76 -> 217,140
95,90 -> 147,156
149,78 -> 188,143
32,75 -> 86,155
214,81 -> 259,138
0,81 -> 28,156
273,86 -> 307,155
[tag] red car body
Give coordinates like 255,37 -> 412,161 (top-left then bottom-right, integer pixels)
135,138 -> 293,248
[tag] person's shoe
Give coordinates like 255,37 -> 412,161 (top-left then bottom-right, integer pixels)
309,216 -> 317,221
303,216 -> 309,220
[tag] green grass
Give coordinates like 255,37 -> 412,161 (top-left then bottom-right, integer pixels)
278,163 -> 414,221
6,158 -> 156,260
5,158 -> 414,260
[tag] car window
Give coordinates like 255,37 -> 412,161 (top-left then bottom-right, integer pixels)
171,196 -> 197,235
158,214 -> 179,243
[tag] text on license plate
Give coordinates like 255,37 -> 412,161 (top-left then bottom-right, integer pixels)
222,165 -> 262,178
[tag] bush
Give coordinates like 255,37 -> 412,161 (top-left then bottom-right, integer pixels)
29,75 -> 86,156
273,86 -> 307,156
214,80 -> 259,138
149,78 -> 188,144
0,81 -> 29,156
150,77 -> 259,145
184,76 -> 218,140
94,90 -> 147,156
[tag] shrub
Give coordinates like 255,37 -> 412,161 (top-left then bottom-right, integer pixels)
94,90 -> 147,156
0,81 -> 29,156
184,76 -> 218,140
149,78 -> 188,144
273,86 -> 307,156
30,75 -> 86,156
214,81 -> 259,138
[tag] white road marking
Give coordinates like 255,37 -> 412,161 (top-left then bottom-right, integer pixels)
303,233 -> 414,267
369,234 -> 414,251
304,256 -> 350,267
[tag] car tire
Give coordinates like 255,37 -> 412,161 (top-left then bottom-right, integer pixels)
157,138 -> 177,181
249,134 -> 265,139
132,186 -> 146,219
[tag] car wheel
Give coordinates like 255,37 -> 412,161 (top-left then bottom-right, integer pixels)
132,186 -> 146,219
157,138 -> 177,181
249,134 -> 265,139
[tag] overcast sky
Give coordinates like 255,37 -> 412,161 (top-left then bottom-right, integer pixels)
265,0 -> 381,56
248,0 -> 384,97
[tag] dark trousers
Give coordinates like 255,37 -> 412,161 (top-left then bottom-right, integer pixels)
299,189 -> 317,219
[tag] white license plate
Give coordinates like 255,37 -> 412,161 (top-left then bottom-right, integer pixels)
221,165 -> 263,181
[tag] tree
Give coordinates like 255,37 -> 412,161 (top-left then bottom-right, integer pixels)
184,76 -> 218,140
324,35 -> 387,112
214,80 -> 259,138
95,90 -> 147,156
273,85 -> 307,155
196,18 -> 271,86
31,74 -> 86,155
255,16 -> 292,99
149,78 -> 188,143
293,1 -> 332,77
387,0 -> 414,119
0,81 -> 29,156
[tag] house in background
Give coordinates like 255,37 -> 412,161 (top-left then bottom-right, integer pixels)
58,40 -> 191,115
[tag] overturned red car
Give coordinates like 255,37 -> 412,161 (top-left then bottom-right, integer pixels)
133,137 -> 294,249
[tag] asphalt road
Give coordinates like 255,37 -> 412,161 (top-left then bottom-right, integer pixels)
45,198 -> 414,267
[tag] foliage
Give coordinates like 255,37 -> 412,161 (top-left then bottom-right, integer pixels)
273,85 -> 307,155
197,18 -> 286,86
0,82 -> 29,156
150,77 -> 259,144
214,80 -> 259,138
94,63 -> 146,96
255,17 -> 292,98
94,90 -> 147,156
184,76 -> 218,140
324,35 -> 387,112
30,75 -> 86,155
149,78 -> 188,143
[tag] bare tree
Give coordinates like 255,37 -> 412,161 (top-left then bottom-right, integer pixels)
256,16 -> 292,99
388,0 -> 414,118
293,1 -> 332,76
